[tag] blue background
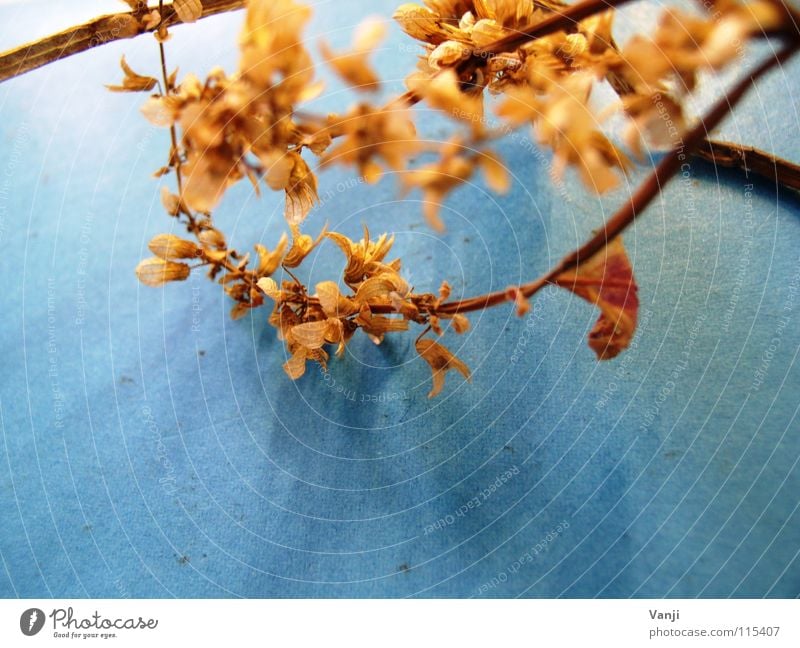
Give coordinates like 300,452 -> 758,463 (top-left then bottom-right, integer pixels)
1,0 -> 799,597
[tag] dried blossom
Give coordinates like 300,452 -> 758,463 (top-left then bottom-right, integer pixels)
321,104 -> 419,183
148,234 -> 200,260
106,55 -> 157,92
173,0 -> 203,23
553,236 -> 639,359
326,227 -> 399,287
402,140 -> 509,230
135,257 -> 191,286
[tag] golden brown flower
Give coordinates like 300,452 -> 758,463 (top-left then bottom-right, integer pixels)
106,56 -> 158,93
402,141 -> 508,230
254,234 -> 288,277
148,234 -> 200,260
283,223 -> 328,268
416,338 -> 471,398
406,69 -> 484,128
173,0 -> 203,23
326,227 -> 399,286
321,104 -> 418,183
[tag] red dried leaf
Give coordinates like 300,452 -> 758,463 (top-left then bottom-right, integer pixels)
554,237 -> 639,360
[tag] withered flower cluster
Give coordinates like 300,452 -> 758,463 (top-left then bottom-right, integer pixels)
111,0 -> 796,396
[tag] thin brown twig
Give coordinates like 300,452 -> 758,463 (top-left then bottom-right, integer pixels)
0,0 -> 246,83
472,0 -> 636,58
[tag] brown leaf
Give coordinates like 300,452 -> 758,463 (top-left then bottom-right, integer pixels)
554,237 -> 639,359
416,338 -> 471,398
173,0 -> 203,23
355,272 -> 409,305
135,257 -> 191,286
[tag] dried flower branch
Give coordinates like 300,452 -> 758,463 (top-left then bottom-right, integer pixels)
8,0 -> 799,398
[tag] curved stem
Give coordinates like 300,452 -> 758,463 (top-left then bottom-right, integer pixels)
435,40 -> 799,316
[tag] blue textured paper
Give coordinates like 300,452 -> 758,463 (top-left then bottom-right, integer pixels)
1,0 -> 799,598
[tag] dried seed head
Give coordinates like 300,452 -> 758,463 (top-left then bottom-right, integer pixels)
135,257 -> 191,286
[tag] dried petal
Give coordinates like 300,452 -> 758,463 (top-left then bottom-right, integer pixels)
451,314 -> 470,333
160,186 -> 181,216
290,320 -> 330,349
255,233 -> 288,276
173,0 -> 202,23
283,223 -> 327,268
106,55 -> 158,93
316,281 -> 358,317
257,277 -> 282,301
230,301 -> 251,320
320,17 -> 386,92
393,4 -> 446,43
284,349 -> 308,379
284,153 -> 319,224
355,272 -> 409,305
505,286 -> 531,316
140,96 -> 179,127
478,150 -> 510,193
429,40 -> 470,69
438,280 -> 451,303
263,153 -> 295,191
407,70 -> 484,127
148,234 -> 199,259
416,338 -> 471,398
198,228 -> 226,249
